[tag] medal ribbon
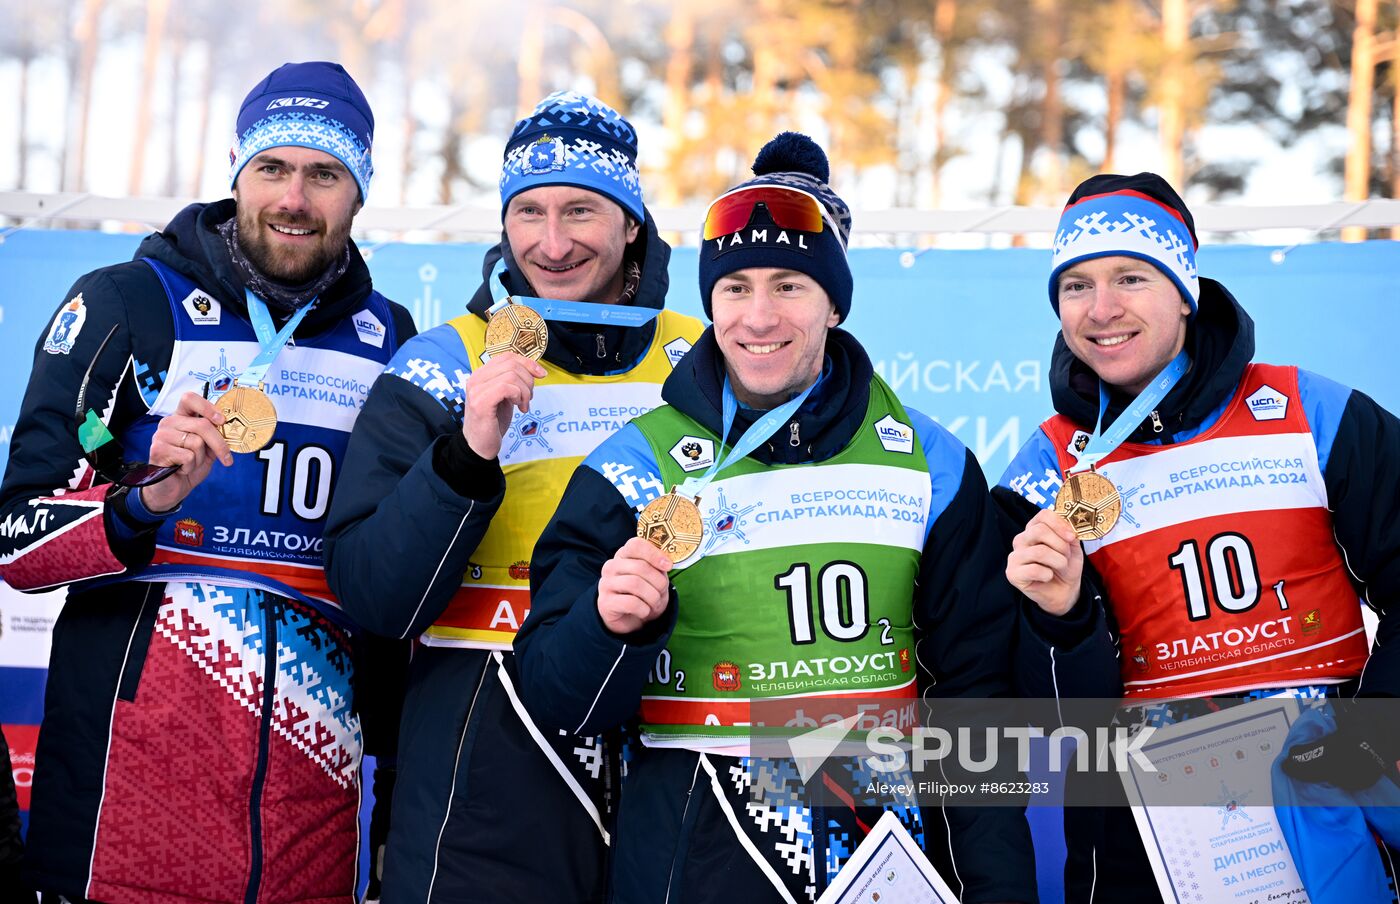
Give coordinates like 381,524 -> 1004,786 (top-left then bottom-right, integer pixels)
487,260 -> 660,328
1070,349 -> 1189,474
677,377 -> 815,498
242,290 -> 315,388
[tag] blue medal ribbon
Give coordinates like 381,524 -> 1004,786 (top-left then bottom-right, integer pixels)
677,377 -> 815,498
1071,349 -> 1189,473
487,260 -> 660,328
240,290 -> 314,389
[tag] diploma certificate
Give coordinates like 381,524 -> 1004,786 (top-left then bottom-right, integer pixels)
1120,697 -> 1311,904
819,811 -> 960,904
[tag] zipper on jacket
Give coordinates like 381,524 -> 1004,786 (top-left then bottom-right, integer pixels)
789,422 -> 801,447
1149,410 -> 1164,433
244,598 -> 279,904
595,333 -> 606,358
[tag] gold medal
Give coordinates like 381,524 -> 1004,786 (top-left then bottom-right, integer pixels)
215,383 -> 278,454
637,489 -> 705,563
1053,469 -> 1121,540
483,300 -> 549,361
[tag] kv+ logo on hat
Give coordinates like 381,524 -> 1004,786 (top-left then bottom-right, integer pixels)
230,61 -> 375,202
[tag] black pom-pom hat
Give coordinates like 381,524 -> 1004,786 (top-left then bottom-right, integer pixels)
698,132 -> 854,322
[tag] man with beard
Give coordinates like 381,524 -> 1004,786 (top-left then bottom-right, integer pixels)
0,61 -> 414,902
323,91 -> 702,901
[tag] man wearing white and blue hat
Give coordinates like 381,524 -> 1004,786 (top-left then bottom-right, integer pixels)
999,172 -> 1400,901
225,61 -> 375,299
0,62 -> 414,902
324,91 -> 702,902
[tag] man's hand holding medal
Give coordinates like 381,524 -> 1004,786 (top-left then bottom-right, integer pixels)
142,391 -> 235,513
1007,507 -> 1085,617
597,536 -> 674,635
462,351 -> 548,460
1008,350 -> 1188,617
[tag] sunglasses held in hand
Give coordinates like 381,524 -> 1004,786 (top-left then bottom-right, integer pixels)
75,323 -> 179,488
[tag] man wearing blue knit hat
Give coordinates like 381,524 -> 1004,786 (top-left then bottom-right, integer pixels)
325,91 -> 702,901
999,172 -> 1400,902
1,62 -> 414,902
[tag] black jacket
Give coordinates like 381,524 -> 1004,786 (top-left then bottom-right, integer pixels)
323,210 -> 674,638
0,726 -> 33,903
997,278 -> 1400,699
515,327 -> 1039,903
0,200 -> 415,579
0,200 -> 415,900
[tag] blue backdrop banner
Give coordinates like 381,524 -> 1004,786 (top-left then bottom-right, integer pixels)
5,232 -> 1396,475
1,228 -> 1397,901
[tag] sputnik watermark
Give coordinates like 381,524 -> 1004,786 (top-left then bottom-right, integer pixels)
815,724 -> 1159,776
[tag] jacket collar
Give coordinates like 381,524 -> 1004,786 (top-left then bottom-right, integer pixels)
1049,277 -> 1256,442
135,199 -> 376,335
661,326 -> 874,466
465,207 -> 672,376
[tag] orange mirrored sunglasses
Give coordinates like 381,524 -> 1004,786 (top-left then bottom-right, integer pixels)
702,185 -> 833,241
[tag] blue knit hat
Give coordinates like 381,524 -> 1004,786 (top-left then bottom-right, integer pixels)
230,61 -> 375,201
1049,172 -> 1200,316
500,91 -> 643,222
698,132 -> 853,322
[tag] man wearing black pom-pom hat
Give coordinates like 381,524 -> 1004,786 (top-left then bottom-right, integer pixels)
516,133 -> 1037,903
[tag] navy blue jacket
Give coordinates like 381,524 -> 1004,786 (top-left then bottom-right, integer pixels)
0,200 -> 415,901
516,327 -> 1039,904
323,211 -> 674,637
996,278 -> 1400,699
